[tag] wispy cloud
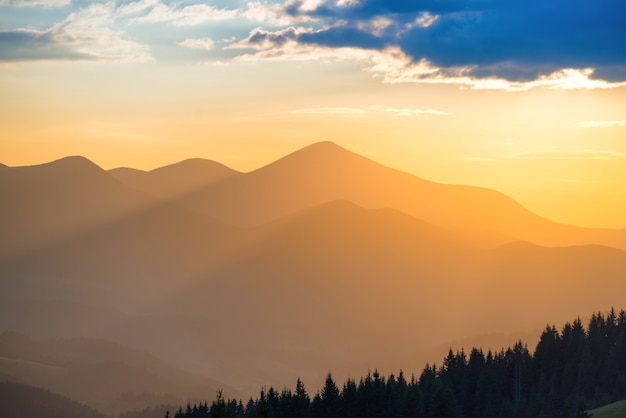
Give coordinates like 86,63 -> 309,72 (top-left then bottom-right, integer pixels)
136,3 -> 237,26
288,105 -> 451,117
288,107 -> 367,116
178,38 -> 214,50
9,0 -> 70,7
564,120 -> 626,128
0,1 -> 153,62
510,149 -> 626,160
385,107 -> 452,117
460,157 -> 496,162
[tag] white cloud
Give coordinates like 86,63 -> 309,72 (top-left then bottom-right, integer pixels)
336,0 -> 359,6
298,0 -> 323,12
10,0 -> 69,7
357,16 -> 393,36
242,1 -> 317,25
178,38 -> 214,50
46,2 -> 152,62
137,3 -> 237,26
564,120 -> 626,128
413,12 -> 439,29
117,0 -> 159,16
367,48 -> 626,91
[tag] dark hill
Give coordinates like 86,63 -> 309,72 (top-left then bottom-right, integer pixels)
0,381 -> 110,418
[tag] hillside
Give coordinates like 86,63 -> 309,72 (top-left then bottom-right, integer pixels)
0,381 -> 109,418
589,399 -> 626,417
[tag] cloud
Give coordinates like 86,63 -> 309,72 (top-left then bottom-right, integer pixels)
0,2 -> 152,62
385,107 -> 452,117
564,120 -> 626,128
178,38 -> 214,50
288,107 -> 367,116
230,31 -> 626,91
460,157 -> 496,162
511,149 -> 626,160
9,0 -> 70,7
136,3 -> 237,26
276,0 -> 626,84
288,105 -> 451,117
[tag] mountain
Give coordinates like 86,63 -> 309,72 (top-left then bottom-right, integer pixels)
0,332 -> 240,416
0,381 -> 109,418
109,158 -> 240,200
1,143 -> 626,397
0,156 -> 152,259
173,142 -> 626,250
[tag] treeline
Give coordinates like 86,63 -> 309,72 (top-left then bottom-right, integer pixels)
169,309 -> 626,418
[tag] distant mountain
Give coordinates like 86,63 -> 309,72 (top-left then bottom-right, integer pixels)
0,381 -> 109,418
1,143 -> 626,397
109,158 -> 240,200
174,142 -> 626,250
0,156 -> 152,259
0,332 -> 240,416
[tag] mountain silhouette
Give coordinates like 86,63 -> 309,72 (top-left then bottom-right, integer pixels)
109,158 -> 240,200
0,156 -> 151,259
2,142 -> 626,398
173,142 -> 626,250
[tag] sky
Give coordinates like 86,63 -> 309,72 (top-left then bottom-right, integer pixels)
1,0 -> 626,228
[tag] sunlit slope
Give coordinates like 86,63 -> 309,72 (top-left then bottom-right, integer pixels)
108,158 -> 240,200
0,157 -> 151,258
178,142 -> 626,249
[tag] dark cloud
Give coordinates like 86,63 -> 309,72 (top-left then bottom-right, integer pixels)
290,0 -> 626,81
0,29 -> 89,61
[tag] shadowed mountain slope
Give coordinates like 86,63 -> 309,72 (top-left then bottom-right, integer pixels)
109,158 -> 240,200
0,381 -> 109,418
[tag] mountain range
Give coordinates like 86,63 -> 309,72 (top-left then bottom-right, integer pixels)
1,141 -> 625,413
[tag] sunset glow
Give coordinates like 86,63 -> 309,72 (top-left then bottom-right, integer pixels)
2,1 -> 626,228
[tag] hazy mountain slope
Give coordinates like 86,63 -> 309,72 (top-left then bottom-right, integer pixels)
0,157 -> 152,259
177,142 -> 626,249
0,381 -> 109,418
474,242 -> 626,330
0,332 -> 239,416
0,199 -> 244,312
109,158 -> 240,200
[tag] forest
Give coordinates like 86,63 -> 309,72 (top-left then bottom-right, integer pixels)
167,309 -> 626,418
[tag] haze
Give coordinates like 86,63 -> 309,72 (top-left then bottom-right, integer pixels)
1,0 -> 626,415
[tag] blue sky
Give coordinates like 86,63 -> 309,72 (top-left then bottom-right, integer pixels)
2,0 -> 625,87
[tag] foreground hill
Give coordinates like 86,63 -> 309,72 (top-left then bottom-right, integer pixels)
171,309 -> 626,418
0,332 -> 240,416
0,381 -> 109,418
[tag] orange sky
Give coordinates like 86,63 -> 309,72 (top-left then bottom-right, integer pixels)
2,1 -> 626,229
